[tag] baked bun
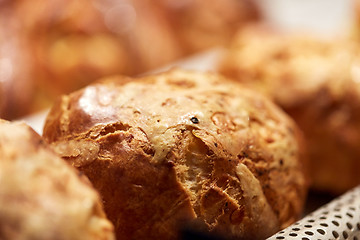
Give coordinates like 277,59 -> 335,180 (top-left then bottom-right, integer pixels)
154,0 -> 259,54
0,5 -> 34,120
219,26 -> 360,194
0,120 -> 114,240
12,0 -> 182,94
43,70 -> 307,239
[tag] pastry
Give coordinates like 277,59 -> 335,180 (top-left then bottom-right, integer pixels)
43,69 -> 308,239
219,25 -> 360,194
154,0 -> 259,54
0,120 -> 114,240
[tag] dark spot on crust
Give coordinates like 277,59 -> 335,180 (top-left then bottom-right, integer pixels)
237,151 -> 249,160
206,149 -> 214,156
279,159 -> 284,166
214,142 -> 218,147
256,168 -> 265,176
191,117 -> 199,124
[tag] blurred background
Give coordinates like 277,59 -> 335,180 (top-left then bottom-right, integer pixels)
0,0 -> 259,119
258,0 -> 353,36
0,0 -> 355,120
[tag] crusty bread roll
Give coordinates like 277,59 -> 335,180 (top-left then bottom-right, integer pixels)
0,120 -> 114,240
0,4 -> 35,120
153,0 -> 259,54
43,69 -> 307,239
219,26 -> 360,194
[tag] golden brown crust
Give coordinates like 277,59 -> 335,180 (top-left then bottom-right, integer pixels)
0,120 -> 114,240
43,69 -> 308,239
219,25 -> 360,194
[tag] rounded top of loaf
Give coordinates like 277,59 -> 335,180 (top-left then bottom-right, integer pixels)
219,26 -> 360,108
43,69 -> 308,239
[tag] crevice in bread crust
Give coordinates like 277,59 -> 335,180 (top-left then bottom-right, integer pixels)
167,126 -> 280,239
97,123 -> 131,137
168,127 -> 247,233
234,163 -> 279,236
51,123 -> 157,171
166,127 -> 212,214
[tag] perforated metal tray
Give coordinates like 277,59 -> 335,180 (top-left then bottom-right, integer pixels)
268,186 -> 360,240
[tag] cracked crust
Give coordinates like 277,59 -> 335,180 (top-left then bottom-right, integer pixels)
219,25 -> 360,194
43,69 -> 308,239
0,120 -> 114,240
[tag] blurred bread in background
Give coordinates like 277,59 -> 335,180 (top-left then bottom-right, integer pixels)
219,25 -> 360,194
153,0 -> 259,54
0,0 -> 259,120
0,2 -> 35,119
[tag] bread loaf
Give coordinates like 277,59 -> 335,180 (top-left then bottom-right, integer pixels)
219,26 -> 360,194
0,120 -> 114,240
43,69 -> 308,239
